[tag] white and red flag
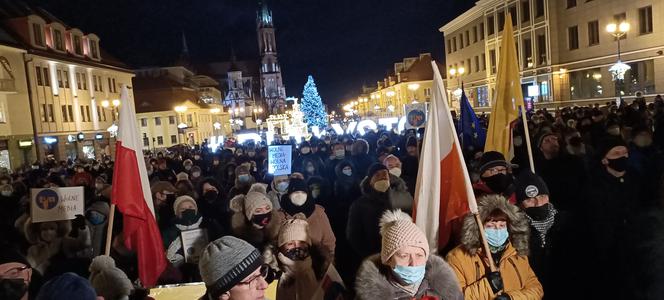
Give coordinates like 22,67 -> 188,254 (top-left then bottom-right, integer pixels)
112,85 -> 166,287
412,62 -> 478,251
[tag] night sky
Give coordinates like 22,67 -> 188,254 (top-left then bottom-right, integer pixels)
26,0 -> 473,107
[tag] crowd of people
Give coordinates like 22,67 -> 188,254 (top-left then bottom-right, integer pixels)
1,95 -> 663,300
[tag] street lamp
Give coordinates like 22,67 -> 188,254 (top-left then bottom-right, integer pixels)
407,83 -> 420,103
606,21 -> 631,100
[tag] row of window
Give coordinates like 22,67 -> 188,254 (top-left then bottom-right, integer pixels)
40,104 -> 110,123
140,116 -> 177,127
31,22 -> 99,59
34,66 -> 119,93
143,135 -> 177,147
567,7 -> 653,50
566,0 -> 595,9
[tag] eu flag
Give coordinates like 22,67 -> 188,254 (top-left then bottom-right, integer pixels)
459,90 -> 486,151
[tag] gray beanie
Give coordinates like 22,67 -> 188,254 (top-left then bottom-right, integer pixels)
199,236 -> 263,299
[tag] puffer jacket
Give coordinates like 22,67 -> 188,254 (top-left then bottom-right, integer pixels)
355,254 -> 463,300
446,195 -> 543,300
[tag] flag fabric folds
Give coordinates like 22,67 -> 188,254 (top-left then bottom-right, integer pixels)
459,89 -> 486,152
484,13 -> 525,159
112,85 -> 166,287
412,62 -> 478,251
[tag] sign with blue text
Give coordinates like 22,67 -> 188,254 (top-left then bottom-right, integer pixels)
268,145 -> 292,175
31,187 -> 84,223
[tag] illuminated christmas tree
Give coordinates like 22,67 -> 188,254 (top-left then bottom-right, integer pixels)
300,75 -> 327,128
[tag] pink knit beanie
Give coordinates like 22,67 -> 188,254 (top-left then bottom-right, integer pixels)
379,209 -> 430,264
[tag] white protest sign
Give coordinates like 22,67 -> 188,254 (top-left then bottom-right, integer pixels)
268,145 -> 292,175
31,187 -> 84,223
181,229 -> 209,263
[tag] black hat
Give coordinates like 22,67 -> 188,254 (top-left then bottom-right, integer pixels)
515,172 -> 549,203
288,178 -> 309,194
367,163 -> 388,179
406,136 -> 418,147
0,244 -> 29,266
300,141 -> 311,148
595,136 -> 627,160
478,151 -> 509,174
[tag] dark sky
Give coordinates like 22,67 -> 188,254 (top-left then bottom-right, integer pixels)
26,0 -> 473,107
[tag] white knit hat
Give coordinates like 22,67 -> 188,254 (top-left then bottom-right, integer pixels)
176,172 -> 189,182
278,218 -> 311,247
173,195 -> 198,215
243,183 -> 272,220
379,209 -> 430,263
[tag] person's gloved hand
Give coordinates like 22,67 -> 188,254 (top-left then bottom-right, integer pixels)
486,271 -> 504,294
72,214 -> 86,229
495,294 -> 511,300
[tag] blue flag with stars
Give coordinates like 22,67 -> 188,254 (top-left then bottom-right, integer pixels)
459,90 -> 486,151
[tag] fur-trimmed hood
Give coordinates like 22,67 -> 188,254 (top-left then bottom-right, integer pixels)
355,254 -> 463,300
24,218 -> 71,244
360,174 -> 409,196
460,194 -> 530,256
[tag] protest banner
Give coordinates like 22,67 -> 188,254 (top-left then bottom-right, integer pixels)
404,102 -> 428,129
30,187 -> 84,223
181,228 -> 209,263
268,145 -> 292,175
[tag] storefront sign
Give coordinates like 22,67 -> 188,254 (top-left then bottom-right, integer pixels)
18,139 -> 33,148
44,137 -> 58,144
30,187 -> 84,223
268,145 -> 292,175
95,134 -> 104,140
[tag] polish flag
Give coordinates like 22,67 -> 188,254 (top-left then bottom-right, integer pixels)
112,85 -> 166,287
412,62 -> 478,251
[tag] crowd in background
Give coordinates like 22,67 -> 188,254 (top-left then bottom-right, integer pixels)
0,95 -> 663,299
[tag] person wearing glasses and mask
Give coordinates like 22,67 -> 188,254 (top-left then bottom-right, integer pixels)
275,218 -> 322,300
199,236 -> 273,300
0,246 -> 40,300
473,152 -> 517,204
230,184 -> 279,251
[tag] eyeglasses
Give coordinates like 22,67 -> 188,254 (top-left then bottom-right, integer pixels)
485,166 -> 507,176
237,265 -> 274,289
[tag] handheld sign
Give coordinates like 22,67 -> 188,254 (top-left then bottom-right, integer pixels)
31,187 -> 84,223
181,229 -> 209,263
268,145 -> 292,176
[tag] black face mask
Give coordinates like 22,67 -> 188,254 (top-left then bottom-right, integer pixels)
177,209 -> 199,226
525,203 -> 551,221
251,213 -> 272,227
204,190 -> 218,203
0,278 -> 28,300
568,136 -> 583,147
483,173 -> 513,194
284,247 -> 310,261
607,156 -> 628,173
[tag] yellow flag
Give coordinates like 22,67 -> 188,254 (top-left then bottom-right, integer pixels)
485,13 -> 525,158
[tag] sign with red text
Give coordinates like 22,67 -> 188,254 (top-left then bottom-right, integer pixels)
31,187 -> 84,223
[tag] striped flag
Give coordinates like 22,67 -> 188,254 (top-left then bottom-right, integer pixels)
112,85 -> 166,287
412,62 -> 478,251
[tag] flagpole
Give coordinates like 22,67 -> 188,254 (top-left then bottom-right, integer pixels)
520,105 -> 535,173
104,204 -> 116,255
433,62 -> 497,272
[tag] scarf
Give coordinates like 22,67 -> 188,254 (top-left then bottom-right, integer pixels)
527,205 -> 557,247
280,194 -> 316,218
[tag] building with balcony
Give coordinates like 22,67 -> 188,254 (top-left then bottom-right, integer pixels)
0,1 -> 135,164
441,0 -> 664,111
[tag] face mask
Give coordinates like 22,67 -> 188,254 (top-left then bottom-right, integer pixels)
178,209 -> 199,226
1,190 -> 11,197
276,182 -> 289,193
0,278 -> 28,300
306,166 -> 315,174
236,151 -> 244,156
290,192 -> 308,206
95,183 -> 104,190
31,165 -> 39,170
284,247 -> 310,261
87,211 -> 106,225
607,127 -> 621,136
483,173 -> 513,194
334,150 -> 345,158
525,203 -> 551,221
213,161 -> 220,166
192,171 -> 201,178
634,136 -> 653,148
342,168 -> 353,176
301,148 -> 311,154
238,174 -> 251,183
513,136 -> 523,147
311,187 -> 321,199
204,190 -> 218,202
485,227 -> 509,248
248,151 -> 256,157
566,145 -> 586,156
251,212 -> 272,227
194,155 -> 201,160
373,179 -> 390,193
389,168 -> 402,177
606,156 -> 628,173
321,147 -> 327,152
184,165 -> 192,171
392,265 -> 426,285
41,228 -> 57,242
568,136 -> 583,146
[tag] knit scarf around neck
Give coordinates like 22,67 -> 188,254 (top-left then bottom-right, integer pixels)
280,196 -> 316,218
527,205 -> 557,247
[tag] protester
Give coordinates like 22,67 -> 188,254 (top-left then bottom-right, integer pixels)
84,201 -> 110,258
355,209 -> 463,300
0,245 -> 40,300
227,165 -> 255,200
24,217 -> 91,275
88,255 -> 133,300
350,139 -> 375,178
35,272 -> 100,300
229,183 -> 279,250
473,151 -> 517,203
275,218 -> 320,300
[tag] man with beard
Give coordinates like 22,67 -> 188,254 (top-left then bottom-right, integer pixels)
473,151 -> 517,203
515,171 -> 576,300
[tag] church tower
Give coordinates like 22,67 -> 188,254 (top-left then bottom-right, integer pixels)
257,1 -> 286,114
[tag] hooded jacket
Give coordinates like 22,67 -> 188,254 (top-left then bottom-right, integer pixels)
85,201 -> 110,258
356,254 -> 464,300
24,218 -> 92,274
446,195 -> 543,300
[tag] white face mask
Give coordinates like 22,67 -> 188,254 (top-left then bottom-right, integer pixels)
334,150 -> 345,158
192,172 -> 201,178
301,147 -> 311,154
388,168 -> 402,177
290,192 -> 308,206
513,136 -> 523,147
373,180 -> 390,193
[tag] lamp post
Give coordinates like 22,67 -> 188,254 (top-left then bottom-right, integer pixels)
174,105 -> 188,144
448,67 -> 465,107
606,21 -> 631,101
408,83 -> 420,103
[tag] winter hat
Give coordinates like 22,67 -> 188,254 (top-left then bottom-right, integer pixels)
278,218 -> 311,247
287,178 -> 308,195
191,165 -> 202,174
151,181 -> 177,195
406,136 -> 418,148
176,172 -> 190,182
235,164 -> 250,175
0,245 -> 29,266
367,163 -> 389,179
183,159 -> 193,167
595,136 -> 627,160
199,236 -> 263,299
86,201 -> 110,218
379,209 -> 429,264
243,183 -> 272,220
478,151 -> 509,174
515,172 -> 550,203
173,195 -> 198,215
89,255 -> 133,300
36,272 -> 98,300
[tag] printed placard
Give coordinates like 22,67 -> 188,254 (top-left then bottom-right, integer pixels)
268,145 -> 292,175
31,187 -> 84,223
181,229 -> 209,263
